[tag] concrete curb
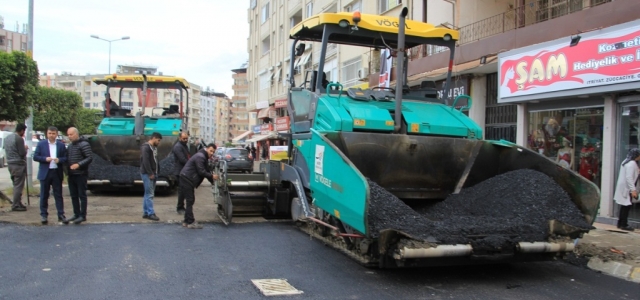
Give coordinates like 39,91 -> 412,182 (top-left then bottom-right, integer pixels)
587,257 -> 640,283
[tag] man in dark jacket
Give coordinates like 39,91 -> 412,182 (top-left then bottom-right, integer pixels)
66,127 -> 93,224
5,124 -> 28,211
34,126 -> 68,225
172,132 -> 190,214
140,132 -> 162,221
180,143 -> 218,229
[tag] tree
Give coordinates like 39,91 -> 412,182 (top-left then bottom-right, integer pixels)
0,51 -> 39,122
32,87 -> 82,132
76,108 -> 102,135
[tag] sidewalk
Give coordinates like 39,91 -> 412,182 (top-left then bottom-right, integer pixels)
575,223 -> 640,283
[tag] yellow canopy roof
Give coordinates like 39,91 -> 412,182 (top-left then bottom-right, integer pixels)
93,75 -> 190,89
290,12 -> 458,49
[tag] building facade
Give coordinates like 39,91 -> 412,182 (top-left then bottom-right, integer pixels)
212,92 -> 231,145
230,65 -> 252,144
0,17 -> 28,54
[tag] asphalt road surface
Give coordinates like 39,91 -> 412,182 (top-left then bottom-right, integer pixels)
0,222 -> 638,300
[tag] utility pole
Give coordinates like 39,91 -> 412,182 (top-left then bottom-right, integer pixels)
25,0 -> 34,190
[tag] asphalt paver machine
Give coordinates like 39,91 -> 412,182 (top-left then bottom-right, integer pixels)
214,9 -> 601,268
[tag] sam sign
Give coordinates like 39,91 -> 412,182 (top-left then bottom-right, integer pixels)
498,22 -> 640,102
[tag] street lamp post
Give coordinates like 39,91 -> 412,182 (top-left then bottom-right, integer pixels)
90,35 -> 130,74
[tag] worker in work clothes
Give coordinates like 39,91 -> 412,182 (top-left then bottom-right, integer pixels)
173,132 -> 190,214
613,148 -> 640,231
140,132 -> 162,221
5,124 -> 28,211
179,143 -> 218,229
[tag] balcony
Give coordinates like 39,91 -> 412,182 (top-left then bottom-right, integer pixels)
397,0 -> 636,85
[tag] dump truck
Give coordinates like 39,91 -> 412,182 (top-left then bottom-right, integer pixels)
214,9 -> 600,268
87,74 -> 193,193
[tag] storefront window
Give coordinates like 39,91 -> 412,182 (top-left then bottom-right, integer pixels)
618,104 -> 640,222
528,108 -> 604,188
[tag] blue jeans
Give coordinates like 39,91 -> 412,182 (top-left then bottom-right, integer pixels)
141,173 -> 156,216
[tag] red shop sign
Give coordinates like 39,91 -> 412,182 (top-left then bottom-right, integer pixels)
498,23 -> 640,102
275,116 -> 290,131
260,123 -> 273,135
274,99 -> 288,108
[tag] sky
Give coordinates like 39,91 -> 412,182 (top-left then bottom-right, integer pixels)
0,0 -> 249,95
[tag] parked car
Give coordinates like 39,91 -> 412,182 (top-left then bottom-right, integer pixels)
220,147 -> 253,173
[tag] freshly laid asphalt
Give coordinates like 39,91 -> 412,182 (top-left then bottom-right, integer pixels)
0,222 -> 638,300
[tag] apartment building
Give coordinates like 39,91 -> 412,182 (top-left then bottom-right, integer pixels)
230,65 -> 253,144
0,16 -> 28,54
39,64 -> 203,136
211,92 -> 231,145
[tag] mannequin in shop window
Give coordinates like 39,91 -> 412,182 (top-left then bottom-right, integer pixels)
556,138 -> 574,170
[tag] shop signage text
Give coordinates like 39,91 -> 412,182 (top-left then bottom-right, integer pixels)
274,99 -> 288,108
260,123 -> 273,135
252,125 -> 261,134
498,24 -> 640,102
436,77 -> 469,109
275,116 -> 290,131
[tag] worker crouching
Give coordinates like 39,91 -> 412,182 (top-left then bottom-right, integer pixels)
179,143 -> 218,229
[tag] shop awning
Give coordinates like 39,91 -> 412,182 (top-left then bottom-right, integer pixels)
246,132 -> 277,143
231,130 -> 253,142
405,55 -> 497,87
257,106 -> 275,119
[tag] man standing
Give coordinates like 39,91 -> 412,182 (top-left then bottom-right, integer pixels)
180,143 -> 218,229
172,132 -> 190,214
33,126 -> 68,225
141,132 -> 162,221
66,127 -> 93,224
5,124 -> 28,211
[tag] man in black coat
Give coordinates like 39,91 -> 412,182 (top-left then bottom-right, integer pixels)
172,132 -> 190,214
66,127 -> 94,224
180,143 -> 218,229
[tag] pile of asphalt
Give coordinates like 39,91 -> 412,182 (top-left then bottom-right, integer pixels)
367,169 -> 591,249
88,154 -> 176,184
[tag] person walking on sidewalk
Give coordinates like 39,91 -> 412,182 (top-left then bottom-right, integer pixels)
180,143 -> 218,229
66,127 -> 93,225
5,124 -> 28,211
613,148 -> 640,231
141,132 -> 162,221
33,126 -> 68,225
172,132 -> 190,215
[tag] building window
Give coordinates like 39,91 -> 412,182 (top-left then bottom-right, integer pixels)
262,36 -> 271,55
21,42 -> 27,51
279,25 -> 284,44
93,91 -> 99,97
290,12 -> 302,29
260,72 -> 270,91
121,101 -> 134,110
306,2 -> 313,17
6,39 -> 12,51
84,103 -> 91,108
345,0 -> 362,12
340,57 -> 362,88
379,0 -> 402,13
0,36 -> 4,46
261,2 -> 270,24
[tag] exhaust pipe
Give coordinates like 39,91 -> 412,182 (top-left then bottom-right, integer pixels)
394,7 -> 408,133
393,242 -> 575,259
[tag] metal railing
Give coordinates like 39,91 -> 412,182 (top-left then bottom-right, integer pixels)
458,0 -> 611,45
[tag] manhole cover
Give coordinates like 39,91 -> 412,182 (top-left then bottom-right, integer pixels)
251,279 -> 303,296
